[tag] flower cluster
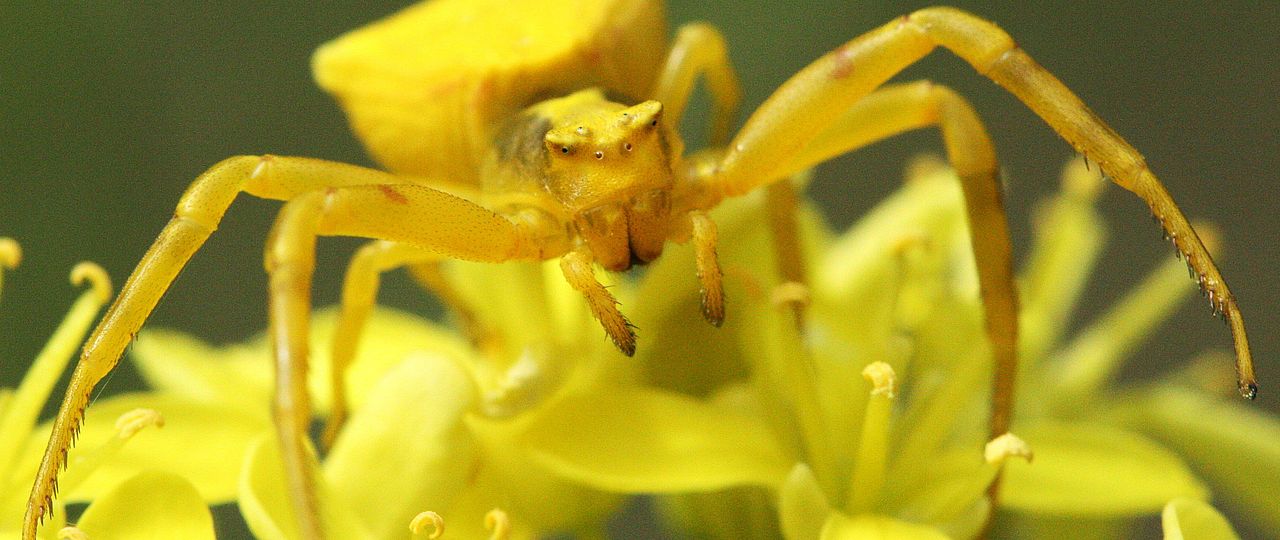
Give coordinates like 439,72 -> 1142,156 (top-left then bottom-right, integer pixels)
9,155 -> 1274,539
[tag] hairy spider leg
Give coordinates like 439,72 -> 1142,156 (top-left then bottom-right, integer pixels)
24,155 -> 536,540
706,7 -> 1256,439
21,156 -> 393,538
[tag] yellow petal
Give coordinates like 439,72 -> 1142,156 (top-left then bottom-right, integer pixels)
311,0 -> 663,179
238,434 -> 365,540
519,387 -> 790,492
1018,157 -> 1106,365
1163,498 -> 1240,540
133,307 -> 469,414
130,329 -> 272,409
820,513 -> 949,540
324,353 -> 478,540
1001,421 -> 1207,516
779,464 -> 831,540
15,393 -> 268,504
74,471 -> 214,540
1122,386 -> 1280,533
442,428 -> 622,539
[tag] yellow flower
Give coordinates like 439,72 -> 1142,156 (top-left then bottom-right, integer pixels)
127,274 -> 635,538
0,240 -> 216,539
126,155 -> 1267,539
519,156 -> 1266,538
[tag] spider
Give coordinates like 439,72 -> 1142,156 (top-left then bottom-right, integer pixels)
26,1 -> 1257,538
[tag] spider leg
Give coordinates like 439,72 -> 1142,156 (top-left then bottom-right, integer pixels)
688,211 -> 725,326
266,182 -> 532,539
702,80 -> 1016,440
560,249 -> 636,356
321,240 -> 434,449
709,6 -> 1253,399
322,241 -> 497,450
23,155 -> 413,540
651,23 -> 741,146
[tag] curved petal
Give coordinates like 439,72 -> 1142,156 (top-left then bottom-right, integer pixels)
323,353 -> 478,540
519,387 -> 791,493
1162,498 -> 1240,540
1001,421 -> 1207,516
238,434 -> 365,540
74,470 -> 214,539
129,329 -> 272,410
1121,386 -> 1280,533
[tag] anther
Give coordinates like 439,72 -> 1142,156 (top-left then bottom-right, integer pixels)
409,511 -> 445,539
115,408 -> 164,439
0,237 -> 21,269
485,508 -> 511,540
70,262 -> 113,303
57,526 -> 88,540
984,432 -> 1033,464
862,361 -> 897,399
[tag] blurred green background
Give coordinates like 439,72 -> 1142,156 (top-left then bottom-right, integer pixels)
2,1 -> 1277,421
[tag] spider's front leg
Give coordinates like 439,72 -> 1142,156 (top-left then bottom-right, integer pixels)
23,155 -> 536,540
701,78 -> 1017,438
704,6 -> 1256,439
265,179 -> 537,540
24,155 -> 409,539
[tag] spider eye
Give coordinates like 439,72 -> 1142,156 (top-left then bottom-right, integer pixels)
594,151 -> 604,160
561,146 -> 570,154
624,142 -> 633,151
650,119 -> 658,127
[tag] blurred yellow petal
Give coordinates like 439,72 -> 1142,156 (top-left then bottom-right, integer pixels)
779,464 -> 831,540
820,513 -> 949,540
311,0 -> 662,179
519,387 -> 790,492
74,471 -> 214,540
133,307 -> 469,415
238,435 -> 365,540
1162,498 -> 1240,540
130,329 -> 272,409
1121,386 -> 1280,533
1001,421 -> 1207,516
324,353 -> 478,539
1018,157 -> 1106,364
14,393 -> 268,504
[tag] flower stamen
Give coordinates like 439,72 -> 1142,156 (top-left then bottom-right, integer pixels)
848,361 -> 897,513
1052,222 -> 1222,407
0,260 -> 112,484
0,237 -> 21,302
409,510 -> 444,539
983,432 -> 1033,465
485,508 -> 511,540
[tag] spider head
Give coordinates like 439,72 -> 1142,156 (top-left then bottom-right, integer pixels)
540,92 -> 678,270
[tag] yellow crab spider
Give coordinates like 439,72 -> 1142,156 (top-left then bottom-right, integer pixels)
26,1 -> 1257,538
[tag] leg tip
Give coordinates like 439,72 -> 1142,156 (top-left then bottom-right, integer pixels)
1241,381 -> 1258,400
